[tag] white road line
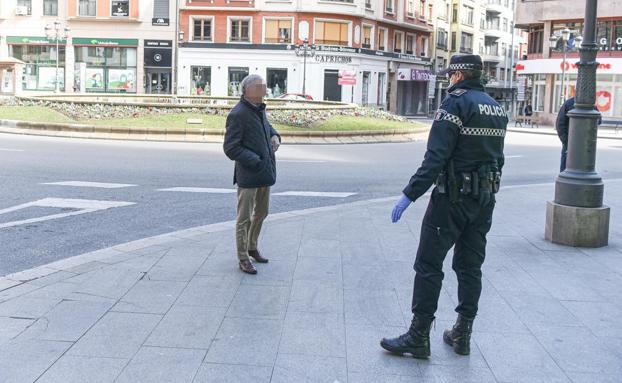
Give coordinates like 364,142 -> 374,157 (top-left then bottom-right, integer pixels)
158,187 -> 237,193
0,148 -> 24,152
273,191 -> 357,198
505,155 -> 524,159
0,198 -> 135,229
41,181 -> 137,189
277,160 -> 327,163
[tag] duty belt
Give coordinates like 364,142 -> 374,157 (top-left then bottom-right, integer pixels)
435,169 -> 501,198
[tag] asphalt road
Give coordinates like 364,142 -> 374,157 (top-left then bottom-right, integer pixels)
1,132 -> 621,276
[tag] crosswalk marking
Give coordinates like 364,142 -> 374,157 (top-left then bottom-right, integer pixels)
42,181 -> 137,189
0,198 -> 135,229
273,191 -> 357,198
158,187 -> 237,194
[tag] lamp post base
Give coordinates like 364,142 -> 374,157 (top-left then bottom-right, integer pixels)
545,201 -> 610,247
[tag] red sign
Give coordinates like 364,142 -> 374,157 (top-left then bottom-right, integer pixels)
338,70 -> 357,85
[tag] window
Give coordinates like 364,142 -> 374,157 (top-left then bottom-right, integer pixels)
228,67 -> 249,96
528,26 -> 543,54
17,0 -> 32,15
365,0 -> 372,9
393,31 -> 403,53
419,1 -> 426,19
79,0 -> 96,16
267,68 -> 287,97
10,45 -> 66,90
421,36 -> 428,56
451,32 -> 456,52
406,34 -> 414,54
111,0 -> 129,17
154,0 -> 169,18
264,19 -> 292,44
503,18 -> 508,33
480,14 -> 486,30
362,25 -> 373,48
191,66 -> 211,95
378,28 -> 387,51
437,29 -> 447,49
428,4 -> 433,20
74,46 -> 137,93
460,32 -> 473,53
230,18 -> 251,43
407,0 -> 415,17
192,18 -> 212,42
43,0 -> 57,16
386,0 -> 394,14
479,39 -> 484,54
315,21 -> 349,46
461,5 -> 473,26
452,4 -> 457,23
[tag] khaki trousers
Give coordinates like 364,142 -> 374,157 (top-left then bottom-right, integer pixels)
236,186 -> 270,261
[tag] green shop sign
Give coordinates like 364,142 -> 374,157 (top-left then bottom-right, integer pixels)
73,38 -> 138,46
7,36 -> 66,44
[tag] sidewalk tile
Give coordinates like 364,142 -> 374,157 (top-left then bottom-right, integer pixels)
241,259 -> 296,287
418,364 -> 498,383
0,295 -> 61,318
561,300 -> 622,338
147,253 -> 207,282
205,317 -> 281,366
279,311 -> 345,357
298,238 -> 341,258
67,312 -> 162,358
177,275 -> 241,307
344,288 -> 405,327
0,317 -> 35,345
68,264 -> 144,299
112,280 -> 186,314
271,354 -> 347,383
287,279 -> 344,314
192,363 -> 272,383
0,339 -> 71,383
499,291 -> 582,329
36,356 -> 128,383
566,373 -> 622,383
114,346 -> 205,383
348,373 -> 415,383
226,284 -> 289,320
293,256 -> 342,287
145,304 -> 226,349
19,300 -> 112,342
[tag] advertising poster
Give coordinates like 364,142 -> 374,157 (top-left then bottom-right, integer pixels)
38,67 -> 64,90
108,68 -> 136,92
86,68 -> 105,90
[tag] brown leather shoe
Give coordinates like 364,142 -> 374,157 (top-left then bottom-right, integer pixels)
239,259 -> 257,274
248,250 -> 269,263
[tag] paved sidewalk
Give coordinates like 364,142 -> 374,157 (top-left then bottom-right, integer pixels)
508,123 -> 622,140
1,182 -> 621,382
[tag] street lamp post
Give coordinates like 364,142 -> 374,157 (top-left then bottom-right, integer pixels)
294,38 -> 316,96
545,0 -> 610,247
44,20 -> 70,93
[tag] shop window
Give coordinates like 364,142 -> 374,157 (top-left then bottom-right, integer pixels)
191,66 -> 211,95
17,0 -> 32,15
79,0 -> 96,16
315,21 -> 349,46
264,19 -> 292,44
393,32 -> 403,53
378,28 -> 387,51
10,44 -> 65,91
406,34 -> 414,54
230,19 -> 251,43
377,72 -> 386,107
43,0 -> 58,16
193,18 -> 212,42
228,67 -> 249,96
362,25 -> 373,49
111,0 -> 129,17
267,68 -> 287,98
75,46 -> 137,93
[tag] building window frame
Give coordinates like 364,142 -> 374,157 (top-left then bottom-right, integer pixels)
17,0 -> 33,15
313,18 -> 352,47
385,0 -> 395,15
362,23 -> 374,49
405,33 -> 415,54
111,0 -> 129,18
227,16 -> 253,44
393,31 -> 404,53
406,0 -> 415,18
78,0 -> 97,17
190,16 -> 214,42
190,65 -> 211,95
263,17 -> 294,44
461,5 -> 474,26
378,27 -> 388,51
43,0 -> 58,16
421,35 -> 429,56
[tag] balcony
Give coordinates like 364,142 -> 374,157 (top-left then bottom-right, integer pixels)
484,28 -> 504,39
482,51 -> 503,63
486,0 -> 505,14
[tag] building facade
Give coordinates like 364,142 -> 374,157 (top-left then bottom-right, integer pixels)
178,0 -> 435,116
515,0 -> 622,123
0,0 -> 176,94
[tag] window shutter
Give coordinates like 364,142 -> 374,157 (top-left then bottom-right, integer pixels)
153,0 -> 169,18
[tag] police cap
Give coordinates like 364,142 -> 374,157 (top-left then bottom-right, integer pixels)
437,54 -> 483,75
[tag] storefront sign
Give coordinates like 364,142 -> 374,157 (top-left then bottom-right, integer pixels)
515,58 -> 622,74
111,0 -> 129,17
144,40 -> 172,68
315,55 -> 352,64
338,70 -> 357,85
517,76 -> 526,102
7,36 -> 65,45
73,38 -> 138,47
152,18 -> 170,26
397,68 -> 435,81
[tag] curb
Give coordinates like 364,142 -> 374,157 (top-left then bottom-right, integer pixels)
0,196 -> 398,298
507,127 -> 622,140
0,119 -> 430,145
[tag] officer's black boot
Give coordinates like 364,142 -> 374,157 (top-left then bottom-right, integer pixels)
443,314 -> 474,355
380,316 -> 433,359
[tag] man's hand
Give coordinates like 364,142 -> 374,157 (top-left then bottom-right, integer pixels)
271,136 -> 280,152
391,194 -> 412,223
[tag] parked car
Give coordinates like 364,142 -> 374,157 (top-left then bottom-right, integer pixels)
277,93 -> 313,101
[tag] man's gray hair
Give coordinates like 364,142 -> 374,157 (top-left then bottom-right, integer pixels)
240,74 -> 265,95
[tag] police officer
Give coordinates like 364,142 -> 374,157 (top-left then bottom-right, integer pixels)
380,54 -> 507,359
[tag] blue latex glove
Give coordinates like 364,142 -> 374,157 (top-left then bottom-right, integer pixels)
391,194 -> 412,223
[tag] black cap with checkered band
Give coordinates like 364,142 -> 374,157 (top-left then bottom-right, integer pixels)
437,54 -> 483,76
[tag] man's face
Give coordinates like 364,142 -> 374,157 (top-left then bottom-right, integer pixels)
246,81 -> 267,102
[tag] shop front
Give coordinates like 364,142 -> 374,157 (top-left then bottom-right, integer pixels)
73,38 -> 138,93
395,67 -> 435,116
144,40 -> 172,94
7,36 -> 66,92
516,57 -> 622,120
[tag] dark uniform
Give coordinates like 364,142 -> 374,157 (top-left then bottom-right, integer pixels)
381,54 -> 507,359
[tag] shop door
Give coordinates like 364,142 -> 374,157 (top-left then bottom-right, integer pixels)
323,70 -> 341,101
362,72 -> 370,106
146,70 -> 171,94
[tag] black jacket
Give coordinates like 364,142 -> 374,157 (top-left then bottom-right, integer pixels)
403,78 -> 508,202
556,97 -> 601,145
223,97 -> 280,188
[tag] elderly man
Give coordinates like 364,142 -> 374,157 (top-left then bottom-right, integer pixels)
223,75 -> 281,274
